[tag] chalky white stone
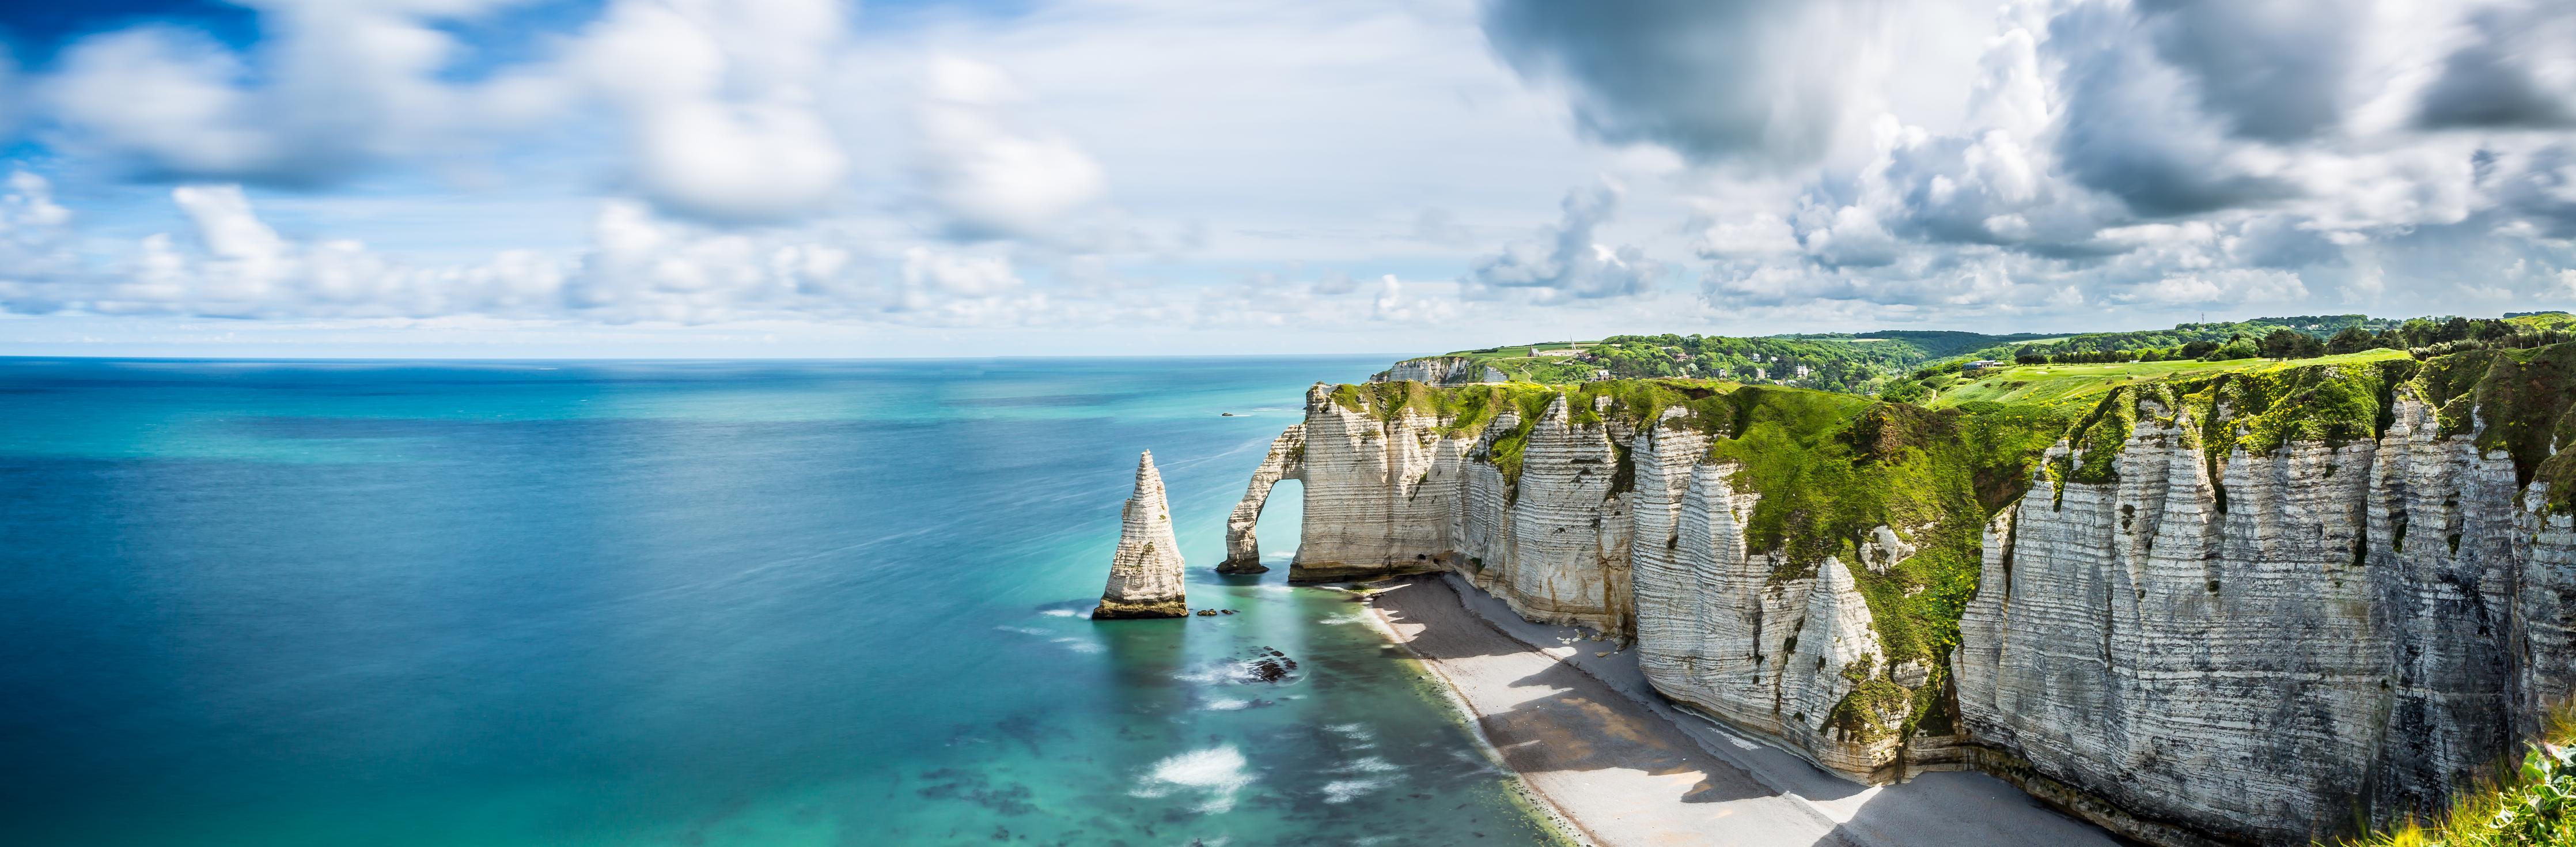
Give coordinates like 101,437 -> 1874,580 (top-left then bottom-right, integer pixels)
1094,451 -> 1188,619
1224,379 -> 2576,846
1954,395 -> 2575,845
1370,356 -> 1507,386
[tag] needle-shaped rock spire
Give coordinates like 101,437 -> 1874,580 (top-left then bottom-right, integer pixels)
1093,451 -> 1188,619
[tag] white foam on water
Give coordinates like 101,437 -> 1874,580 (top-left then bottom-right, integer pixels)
994,625 -> 1049,636
1040,609 -> 1077,618
1130,746 -> 1254,813
1204,698 -> 1252,710
1050,637 -> 1104,654
1321,776 -> 1393,804
1335,755 -> 1398,774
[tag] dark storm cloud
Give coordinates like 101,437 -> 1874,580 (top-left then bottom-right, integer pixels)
2415,7 -> 2576,130
2485,145 -> 2576,238
1479,0 -> 1854,164
2135,0 -> 2355,142
2050,3 -> 2300,218
2229,215 -> 2345,269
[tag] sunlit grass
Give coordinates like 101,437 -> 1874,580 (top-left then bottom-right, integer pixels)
1929,348 -> 2409,410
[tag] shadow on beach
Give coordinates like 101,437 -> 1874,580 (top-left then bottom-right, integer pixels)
1369,573 -> 2120,847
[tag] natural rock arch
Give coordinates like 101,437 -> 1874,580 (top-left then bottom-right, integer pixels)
1218,424 -> 1305,573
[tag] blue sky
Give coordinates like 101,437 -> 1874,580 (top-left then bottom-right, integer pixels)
0,0 -> 2570,357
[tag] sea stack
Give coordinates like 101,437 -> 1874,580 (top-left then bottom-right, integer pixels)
1093,451 -> 1189,619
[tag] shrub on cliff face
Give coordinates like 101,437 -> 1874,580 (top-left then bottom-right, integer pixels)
1698,391 -> 2064,694
1827,679 -> 1914,744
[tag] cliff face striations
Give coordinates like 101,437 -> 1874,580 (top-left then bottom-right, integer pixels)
1229,345 -> 2576,845
1094,451 -> 1189,619
1952,352 -> 2576,845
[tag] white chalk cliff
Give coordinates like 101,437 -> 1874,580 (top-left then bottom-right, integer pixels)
1371,356 -> 1507,386
1225,354 -> 2576,846
1951,394 -> 2576,845
1094,451 -> 1188,619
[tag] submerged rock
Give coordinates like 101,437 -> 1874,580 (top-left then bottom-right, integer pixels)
1093,451 -> 1189,619
1241,647 -> 1298,682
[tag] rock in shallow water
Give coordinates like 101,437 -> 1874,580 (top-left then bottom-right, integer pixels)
1092,451 -> 1189,620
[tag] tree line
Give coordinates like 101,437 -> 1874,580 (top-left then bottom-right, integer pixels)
2010,317 -> 2554,365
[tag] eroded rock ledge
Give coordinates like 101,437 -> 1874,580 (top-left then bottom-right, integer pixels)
1225,345 -> 2576,846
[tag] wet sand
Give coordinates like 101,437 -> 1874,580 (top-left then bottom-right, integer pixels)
1363,573 -> 2125,847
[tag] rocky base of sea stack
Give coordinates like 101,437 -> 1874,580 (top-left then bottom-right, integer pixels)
1091,598 -> 1190,619
1213,557 -> 1269,574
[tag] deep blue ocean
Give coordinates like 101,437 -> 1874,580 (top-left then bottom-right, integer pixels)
0,357 -> 1568,846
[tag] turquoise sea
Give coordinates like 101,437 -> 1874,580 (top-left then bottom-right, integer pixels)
0,357 -> 1569,846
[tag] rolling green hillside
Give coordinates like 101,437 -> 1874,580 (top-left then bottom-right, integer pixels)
1389,313 -> 2571,414
1922,349 -> 2411,410
1422,331 -> 2050,394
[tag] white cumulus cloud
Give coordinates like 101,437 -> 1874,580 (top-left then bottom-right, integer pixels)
915,56 -> 1108,240
1463,183 -> 1664,301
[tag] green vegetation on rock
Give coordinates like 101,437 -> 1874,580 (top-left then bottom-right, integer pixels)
1685,390 -> 2064,744
1828,678 -> 1915,744
2407,343 -> 2576,515
2189,360 -> 2410,457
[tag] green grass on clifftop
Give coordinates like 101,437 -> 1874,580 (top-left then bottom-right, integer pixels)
1328,378 -> 1747,489
2408,342 -> 2576,514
